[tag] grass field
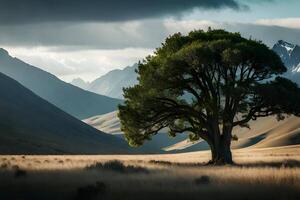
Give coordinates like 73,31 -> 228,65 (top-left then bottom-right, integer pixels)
1,145 -> 300,200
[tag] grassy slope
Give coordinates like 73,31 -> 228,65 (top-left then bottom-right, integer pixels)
0,72 -> 134,154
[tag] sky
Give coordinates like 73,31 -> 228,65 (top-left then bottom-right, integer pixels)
0,0 -> 300,82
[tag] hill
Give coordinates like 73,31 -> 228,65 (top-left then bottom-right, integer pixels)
83,111 -> 189,152
0,72 -> 132,154
84,111 -> 300,152
0,48 -> 122,119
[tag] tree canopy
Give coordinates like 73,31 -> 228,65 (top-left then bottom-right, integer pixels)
118,29 -> 300,164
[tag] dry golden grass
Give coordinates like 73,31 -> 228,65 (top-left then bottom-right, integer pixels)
0,145 -> 300,200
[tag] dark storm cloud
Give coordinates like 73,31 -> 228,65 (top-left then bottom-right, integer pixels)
1,20 -> 300,49
0,0 -> 242,24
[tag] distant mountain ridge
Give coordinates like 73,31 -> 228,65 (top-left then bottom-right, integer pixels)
72,41 -> 300,98
70,78 -> 90,90
0,72 -> 132,154
71,64 -> 138,99
0,48 -> 122,119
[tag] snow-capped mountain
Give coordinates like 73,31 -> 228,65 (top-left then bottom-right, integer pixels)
272,40 -> 300,70
272,40 -> 300,84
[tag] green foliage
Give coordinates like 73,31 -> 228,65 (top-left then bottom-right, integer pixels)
118,29 -> 300,148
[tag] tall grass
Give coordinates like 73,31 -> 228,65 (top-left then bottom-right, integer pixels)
0,146 -> 300,200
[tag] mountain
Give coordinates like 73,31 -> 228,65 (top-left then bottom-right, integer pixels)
71,64 -> 138,99
70,78 -> 90,90
272,40 -> 300,84
73,40 -> 300,99
88,64 -> 138,99
0,72 -> 133,154
272,40 -> 300,69
0,48 -> 122,119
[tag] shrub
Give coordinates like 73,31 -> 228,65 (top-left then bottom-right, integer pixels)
0,163 -> 8,169
12,165 -> 19,170
86,160 -> 149,174
14,168 -> 27,178
232,135 -> 239,141
281,160 -> 300,168
194,175 -> 210,185
76,181 -> 106,200
149,160 -> 172,165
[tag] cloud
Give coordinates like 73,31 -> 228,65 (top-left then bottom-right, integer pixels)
0,20 -> 168,49
0,0 -> 241,24
256,18 -> 300,29
2,18 -> 300,50
3,18 -> 300,82
163,19 -> 300,47
5,46 -> 152,82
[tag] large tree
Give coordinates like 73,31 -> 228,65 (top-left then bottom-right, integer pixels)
118,29 -> 300,164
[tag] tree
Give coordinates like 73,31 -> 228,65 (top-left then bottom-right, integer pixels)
118,29 -> 300,165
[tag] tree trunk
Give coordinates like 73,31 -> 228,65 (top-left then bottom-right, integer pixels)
208,135 -> 233,165
206,119 -> 233,165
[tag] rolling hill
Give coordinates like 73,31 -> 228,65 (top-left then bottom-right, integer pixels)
0,72 -> 133,154
232,116 -> 300,149
165,116 -> 300,151
84,111 -> 300,152
0,48 -> 122,119
83,111 -> 189,152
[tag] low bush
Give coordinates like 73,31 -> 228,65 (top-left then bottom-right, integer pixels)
76,181 -> 106,200
86,160 -> 149,174
149,160 -> 172,165
0,163 -> 8,169
14,168 -> 27,178
194,175 -> 211,185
